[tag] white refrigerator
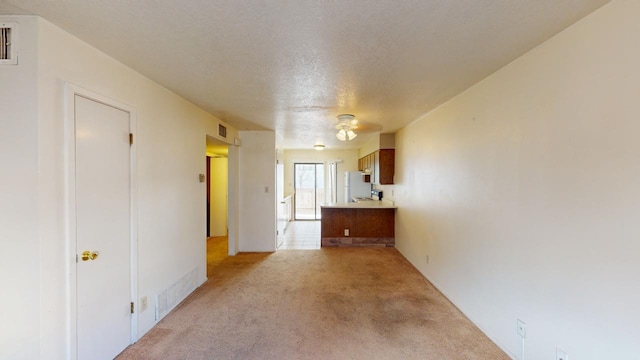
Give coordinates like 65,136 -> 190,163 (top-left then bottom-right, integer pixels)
344,171 -> 371,202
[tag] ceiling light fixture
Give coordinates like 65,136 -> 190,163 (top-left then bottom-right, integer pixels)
335,114 -> 358,141
314,144 -> 325,150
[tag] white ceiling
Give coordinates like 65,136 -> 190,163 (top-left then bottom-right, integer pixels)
1,0 -> 609,149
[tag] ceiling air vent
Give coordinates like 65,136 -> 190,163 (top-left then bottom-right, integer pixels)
218,124 -> 227,138
1,23 -> 17,65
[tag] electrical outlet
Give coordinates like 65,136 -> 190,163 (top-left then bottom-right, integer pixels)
517,319 -> 526,338
344,229 -> 349,236
556,348 -> 568,360
140,296 -> 148,312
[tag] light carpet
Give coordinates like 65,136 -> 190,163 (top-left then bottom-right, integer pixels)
118,248 -> 508,359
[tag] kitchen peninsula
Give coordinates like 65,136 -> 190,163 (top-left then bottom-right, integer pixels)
321,201 -> 397,247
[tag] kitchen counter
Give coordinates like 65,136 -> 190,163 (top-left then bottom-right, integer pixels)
321,201 -> 397,209
320,203 -> 396,248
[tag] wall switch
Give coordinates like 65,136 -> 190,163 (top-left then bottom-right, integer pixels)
426,255 -> 430,264
344,229 -> 349,236
140,296 -> 148,312
517,319 -> 526,338
556,348 -> 568,360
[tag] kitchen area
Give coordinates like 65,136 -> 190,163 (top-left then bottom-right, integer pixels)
279,134 -> 397,249
321,136 -> 397,247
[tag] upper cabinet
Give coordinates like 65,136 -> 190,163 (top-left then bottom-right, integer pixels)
358,134 -> 395,185
375,149 -> 395,185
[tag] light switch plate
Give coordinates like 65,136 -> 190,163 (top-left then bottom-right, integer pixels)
517,319 -> 526,338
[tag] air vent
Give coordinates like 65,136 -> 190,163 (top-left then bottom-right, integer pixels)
0,23 -> 17,65
218,124 -> 227,138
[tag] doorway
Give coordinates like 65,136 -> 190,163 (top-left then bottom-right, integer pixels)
206,137 -> 229,275
66,85 -> 136,360
294,163 -> 324,220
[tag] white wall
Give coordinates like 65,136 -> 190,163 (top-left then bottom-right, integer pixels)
209,157 -> 228,237
284,149 -> 360,205
394,1 -> 640,359
238,131 -> 276,252
358,136 -> 379,158
0,16 -> 40,360
227,145 -> 240,255
1,16 -> 239,359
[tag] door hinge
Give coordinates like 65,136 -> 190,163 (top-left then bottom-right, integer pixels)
129,133 -> 133,145
130,302 -> 134,314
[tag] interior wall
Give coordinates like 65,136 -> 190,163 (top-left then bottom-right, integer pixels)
394,1 -> 639,359
0,16 -> 242,358
0,16 -> 40,360
283,149 -> 359,205
209,157 -> 228,237
238,131 -> 276,252
358,137 -> 379,158
227,145 -> 239,256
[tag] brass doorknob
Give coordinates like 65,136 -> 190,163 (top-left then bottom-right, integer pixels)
81,251 -> 99,261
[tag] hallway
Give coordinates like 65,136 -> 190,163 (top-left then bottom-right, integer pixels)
206,236 -> 228,277
206,220 -> 321,278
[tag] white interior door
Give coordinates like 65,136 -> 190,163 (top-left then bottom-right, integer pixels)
75,95 -> 132,360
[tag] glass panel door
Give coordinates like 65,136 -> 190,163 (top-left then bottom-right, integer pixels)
294,163 -> 324,220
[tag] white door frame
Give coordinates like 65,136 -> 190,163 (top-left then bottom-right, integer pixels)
64,82 -> 138,359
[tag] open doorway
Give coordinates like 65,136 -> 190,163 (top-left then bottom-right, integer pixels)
294,163 -> 324,220
206,137 -> 229,276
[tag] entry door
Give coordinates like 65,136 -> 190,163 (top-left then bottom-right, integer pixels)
75,95 -> 132,360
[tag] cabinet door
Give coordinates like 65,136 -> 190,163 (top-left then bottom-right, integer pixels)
373,151 -> 380,184
379,149 -> 395,184
364,154 -> 370,173
369,153 -> 375,173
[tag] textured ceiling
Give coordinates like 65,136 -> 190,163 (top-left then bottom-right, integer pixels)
1,0 -> 609,149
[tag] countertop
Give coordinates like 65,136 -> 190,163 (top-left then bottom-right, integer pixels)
321,201 -> 397,209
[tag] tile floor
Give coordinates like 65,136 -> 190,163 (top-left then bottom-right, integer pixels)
277,220 -> 321,250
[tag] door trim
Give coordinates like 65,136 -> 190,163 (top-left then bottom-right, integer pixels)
64,82 -> 138,359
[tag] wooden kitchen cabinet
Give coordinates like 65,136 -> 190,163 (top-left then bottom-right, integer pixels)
365,154 -> 371,173
358,149 -> 394,185
320,207 -> 395,247
376,149 -> 394,185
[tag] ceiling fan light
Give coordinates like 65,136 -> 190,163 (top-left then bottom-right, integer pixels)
335,114 -> 358,141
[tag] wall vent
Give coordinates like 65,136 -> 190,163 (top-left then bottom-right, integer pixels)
218,124 -> 227,138
155,267 -> 198,321
0,23 -> 17,65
